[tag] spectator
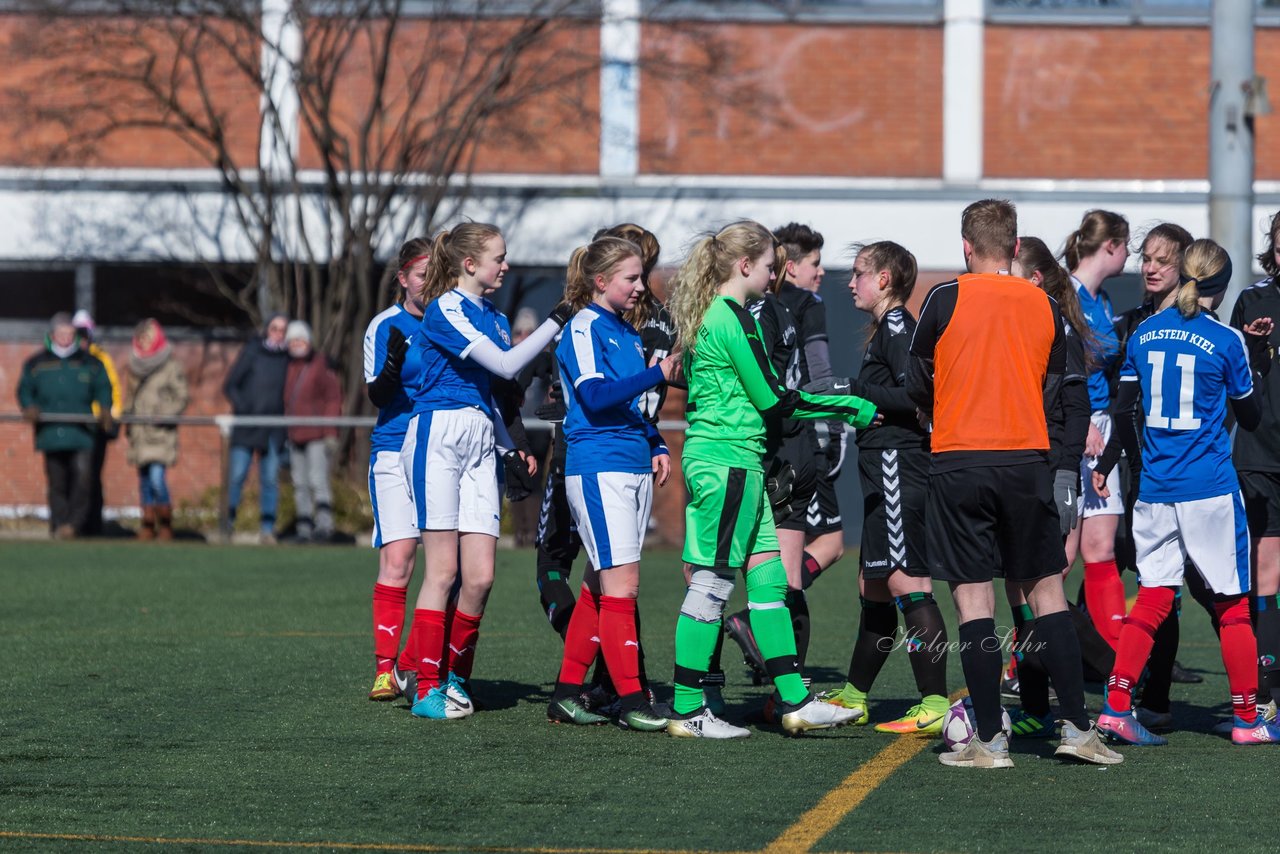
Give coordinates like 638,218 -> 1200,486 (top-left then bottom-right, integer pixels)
17,313 -> 113,539
124,319 -> 190,541
72,309 -> 121,536
283,320 -> 342,543
223,313 -> 289,543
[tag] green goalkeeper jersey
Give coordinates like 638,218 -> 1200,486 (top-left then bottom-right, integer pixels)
683,295 -> 878,471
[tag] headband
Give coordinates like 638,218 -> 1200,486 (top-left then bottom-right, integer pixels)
1180,256 -> 1233,297
399,254 -> 430,273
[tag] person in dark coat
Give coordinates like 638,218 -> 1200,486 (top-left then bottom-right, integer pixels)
223,313 -> 289,543
283,320 -> 342,542
17,312 -> 114,539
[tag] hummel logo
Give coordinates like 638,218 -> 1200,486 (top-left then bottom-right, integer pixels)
377,624 -> 399,636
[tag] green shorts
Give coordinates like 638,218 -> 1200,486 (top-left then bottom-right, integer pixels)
682,458 -> 779,569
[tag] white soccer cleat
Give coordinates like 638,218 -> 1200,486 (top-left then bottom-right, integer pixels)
1055,720 -> 1124,765
939,731 -> 1014,769
666,708 -> 751,739
780,696 -> 863,735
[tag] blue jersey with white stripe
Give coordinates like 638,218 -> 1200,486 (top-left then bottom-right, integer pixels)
557,304 -> 661,476
363,304 -> 422,453
1121,306 -> 1252,503
1075,279 -> 1120,410
411,289 -> 512,417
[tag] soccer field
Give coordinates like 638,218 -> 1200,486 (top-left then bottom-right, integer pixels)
0,541 -> 1271,853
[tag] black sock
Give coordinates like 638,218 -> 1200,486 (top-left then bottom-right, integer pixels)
1034,610 -> 1089,730
1067,602 -> 1116,682
786,589 -> 811,669
635,599 -> 648,687
958,618 -> 1005,742
799,551 -> 824,590
1255,594 -> 1280,704
897,592 -> 947,698
1141,591 -> 1181,715
536,559 -> 577,640
1185,568 -> 1220,636
709,621 -> 725,676
848,597 -> 897,692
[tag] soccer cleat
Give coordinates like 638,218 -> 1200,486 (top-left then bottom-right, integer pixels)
547,697 -> 608,726
1007,708 -> 1056,739
1169,659 -> 1203,684
1261,699 -> 1279,723
580,684 -> 620,715
999,675 -> 1021,703
939,732 -> 1014,769
443,673 -> 475,718
874,703 -> 945,735
1231,716 -> 1280,745
780,695 -> 862,735
411,687 -> 461,721
368,670 -> 400,702
393,662 -> 418,701
666,708 -> 751,739
1212,700 -> 1276,735
723,612 -> 767,677
1097,705 -> 1165,747
1055,720 -> 1125,764
1134,707 -> 1174,732
818,689 -> 869,726
619,704 -> 669,732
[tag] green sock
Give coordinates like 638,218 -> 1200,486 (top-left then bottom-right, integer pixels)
673,615 -> 721,715
920,693 -> 950,716
746,556 -> 807,706
840,683 -> 868,705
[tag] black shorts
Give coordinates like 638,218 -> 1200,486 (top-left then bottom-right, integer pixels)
775,429 -> 818,532
1241,470 -> 1280,538
859,448 -> 929,579
535,463 -> 581,567
925,463 -> 1065,584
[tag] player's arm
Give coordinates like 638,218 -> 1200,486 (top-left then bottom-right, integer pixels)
1042,299 -> 1067,421
799,299 -> 833,382
906,283 -> 954,415
1094,379 -> 1139,479
447,303 -> 570,380
366,323 -> 409,408
576,367 -> 666,414
1226,330 -> 1263,431
723,309 -> 876,428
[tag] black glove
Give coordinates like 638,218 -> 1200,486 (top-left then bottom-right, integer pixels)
547,302 -> 574,328
534,380 -> 566,423
766,457 -> 795,522
1053,468 -> 1079,538
1246,329 -> 1272,378
803,376 -> 860,396
368,328 -> 410,408
503,450 -> 536,502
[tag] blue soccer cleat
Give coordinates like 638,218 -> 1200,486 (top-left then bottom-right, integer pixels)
411,687 -> 453,720
1096,703 -> 1168,746
1231,715 -> 1280,745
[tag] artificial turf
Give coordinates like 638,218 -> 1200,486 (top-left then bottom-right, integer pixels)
0,541 -> 1272,853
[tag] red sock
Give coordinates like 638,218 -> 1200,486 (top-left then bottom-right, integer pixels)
1216,596 -> 1259,724
447,609 -> 483,680
1106,586 -> 1175,714
1084,559 -> 1127,649
598,595 -> 642,699
372,583 -> 408,670
557,585 -> 600,687
414,608 -> 447,700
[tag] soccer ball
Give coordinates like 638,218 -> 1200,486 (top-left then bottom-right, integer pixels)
942,697 -> 1012,750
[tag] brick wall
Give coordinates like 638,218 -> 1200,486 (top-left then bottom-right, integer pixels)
640,22 -> 944,177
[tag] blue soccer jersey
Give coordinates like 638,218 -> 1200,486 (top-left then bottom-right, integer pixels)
557,304 -> 666,477
363,304 -> 423,453
1075,278 -> 1121,411
411,289 -> 512,417
1122,306 -> 1253,503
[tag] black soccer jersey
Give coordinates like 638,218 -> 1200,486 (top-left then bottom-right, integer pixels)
749,292 -> 804,444
637,302 -> 676,425
776,282 -> 831,386
854,305 -> 928,452
1232,278 -> 1280,472
1046,319 -> 1090,473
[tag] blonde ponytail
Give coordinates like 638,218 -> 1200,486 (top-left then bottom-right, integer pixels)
421,223 -> 503,302
667,220 -> 776,353
1175,278 -> 1202,319
562,237 -> 642,315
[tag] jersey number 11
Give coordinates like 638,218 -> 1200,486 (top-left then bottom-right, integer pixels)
1146,351 -> 1201,430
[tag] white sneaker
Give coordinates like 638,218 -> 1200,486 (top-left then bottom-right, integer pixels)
1134,707 -> 1173,732
666,708 -> 750,739
1055,720 -> 1124,765
780,696 -> 863,735
939,732 -> 1014,769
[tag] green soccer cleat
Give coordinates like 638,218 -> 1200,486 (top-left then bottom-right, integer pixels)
874,703 -> 946,736
368,670 -> 400,702
619,704 -> 669,732
1007,708 -> 1057,738
547,697 -> 609,726
818,688 -> 869,726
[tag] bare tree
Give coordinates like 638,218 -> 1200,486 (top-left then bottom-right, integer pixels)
6,0 -> 737,463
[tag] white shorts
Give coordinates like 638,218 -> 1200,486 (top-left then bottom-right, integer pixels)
565,471 -> 653,569
1134,492 -> 1251,596
369,450 -> 418,548
1080,411 -> 1124,518
401,408 -> 500,537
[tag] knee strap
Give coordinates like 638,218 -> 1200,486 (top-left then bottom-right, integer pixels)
680,567 -> 735,623
746,556 -> 787,610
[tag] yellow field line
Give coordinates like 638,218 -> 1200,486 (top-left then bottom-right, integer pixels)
761,690 -> 968,854
0,832 -> 745,854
